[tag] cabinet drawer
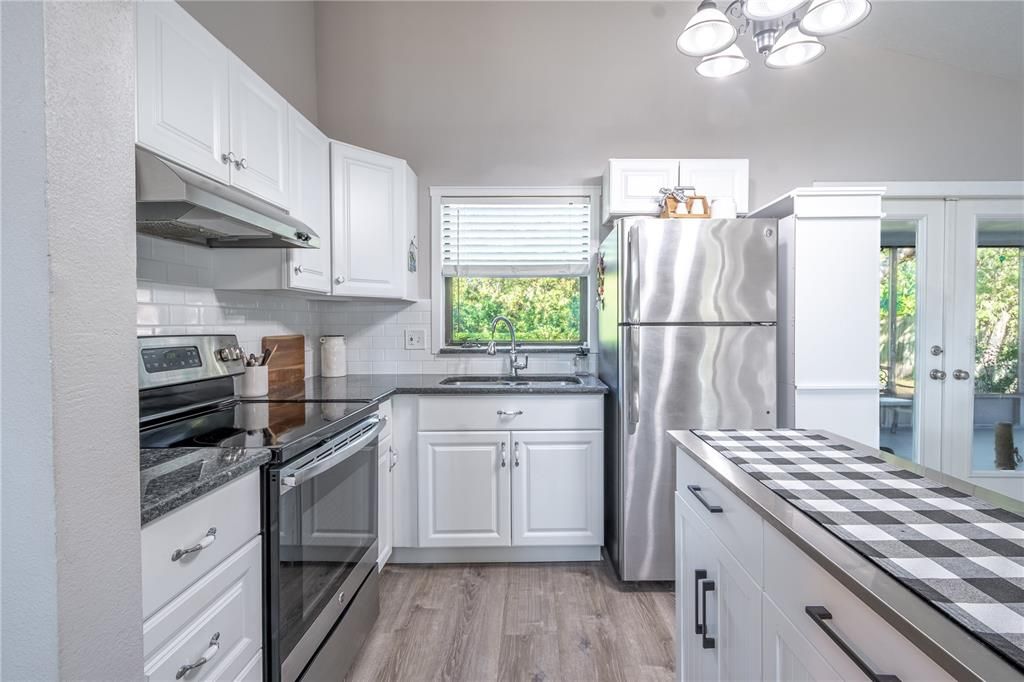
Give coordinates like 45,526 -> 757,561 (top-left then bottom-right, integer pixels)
143,536 -> 262,682
676,449 -> 764,585
379,398 -> 393,440
234,650 -> 263,681
418,395 -> 602,432
763,524 -> 952,682
141,471 -> 261,618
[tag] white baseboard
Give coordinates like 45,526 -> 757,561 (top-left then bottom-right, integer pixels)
390,545 -> 602,564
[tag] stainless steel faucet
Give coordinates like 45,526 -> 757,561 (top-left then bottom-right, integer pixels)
487,315 -> 529,377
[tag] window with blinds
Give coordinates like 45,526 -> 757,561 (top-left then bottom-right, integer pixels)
441,198 -> 591,277
439,194 -> 593,347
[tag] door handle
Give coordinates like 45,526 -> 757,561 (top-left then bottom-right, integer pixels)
626,225 -> 640,323
627,326 -> 640,428
687,484 -> 723,513
700,579 -> 716,650
171,528 -> 217,562
500,441 -> 507,468
514,441 -> 520,467
952,369 -> 970,381
805,606 -> 901,682
929,369 -> 947,381
694,569 -> 707,635
175,632 -> 220,679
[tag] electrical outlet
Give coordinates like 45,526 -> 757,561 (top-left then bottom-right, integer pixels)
404,328 -> 426,350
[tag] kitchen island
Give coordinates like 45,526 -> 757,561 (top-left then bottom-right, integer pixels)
670,428 -> 1023,681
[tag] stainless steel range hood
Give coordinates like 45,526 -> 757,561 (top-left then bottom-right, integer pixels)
135,147 -> 319,249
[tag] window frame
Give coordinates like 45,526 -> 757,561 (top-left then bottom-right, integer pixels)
430,186 -> 602,354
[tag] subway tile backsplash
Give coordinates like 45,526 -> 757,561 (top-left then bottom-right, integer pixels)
137,235 -> 588,377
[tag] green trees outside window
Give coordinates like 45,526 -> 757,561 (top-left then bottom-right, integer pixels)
975,247 -> 1021,394
447,277 -> 583,344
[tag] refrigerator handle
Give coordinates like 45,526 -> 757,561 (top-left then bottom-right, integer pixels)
627,326 -> 640,428
627,225 -> 640,324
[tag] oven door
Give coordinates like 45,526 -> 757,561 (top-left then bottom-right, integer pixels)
266,414 -> 382,682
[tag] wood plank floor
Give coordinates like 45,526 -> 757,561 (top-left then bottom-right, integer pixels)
346,560 -> 676,681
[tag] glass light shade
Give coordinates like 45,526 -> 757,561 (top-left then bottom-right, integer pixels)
677,1 -> 738,58
696,44 -> 750,78
765,21 -> 825,68
800,0 -> 871,36
742,0 -> 808,21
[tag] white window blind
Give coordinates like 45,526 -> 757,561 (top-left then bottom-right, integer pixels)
441,197 -> 591,277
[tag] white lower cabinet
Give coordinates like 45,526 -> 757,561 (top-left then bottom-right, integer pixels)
762,594 -> 841,682
511,430 -> 603,546
417,431 -> 511,547
675,492 -> 761,682
377,432 -> 394,567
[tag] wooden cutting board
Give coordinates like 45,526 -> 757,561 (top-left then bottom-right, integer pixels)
262,334 -> 305,395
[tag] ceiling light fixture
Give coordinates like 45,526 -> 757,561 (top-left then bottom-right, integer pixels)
677,1 -> 738,58
678,0 -> 869,78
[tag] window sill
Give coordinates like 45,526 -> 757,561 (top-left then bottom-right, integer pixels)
439,344 -> 586,355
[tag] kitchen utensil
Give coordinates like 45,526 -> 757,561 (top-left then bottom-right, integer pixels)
240,365 -> 269,398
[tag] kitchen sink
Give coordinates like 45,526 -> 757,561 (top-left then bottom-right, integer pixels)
439,375 -> 583,388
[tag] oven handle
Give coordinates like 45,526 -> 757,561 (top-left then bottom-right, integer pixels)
279,416 -> 384,492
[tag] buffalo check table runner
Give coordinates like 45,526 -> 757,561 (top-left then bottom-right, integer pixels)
693,429 -> 1024,671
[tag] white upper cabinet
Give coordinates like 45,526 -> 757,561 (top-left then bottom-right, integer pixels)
136,1 -> 231,183
602,158 -> 749,224
287,107 -> 331,293
136,2 -> 289,209
228,56 -> 289,208
331,142 -> 412,299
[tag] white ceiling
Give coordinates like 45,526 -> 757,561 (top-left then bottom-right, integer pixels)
806,1 -> 1024,81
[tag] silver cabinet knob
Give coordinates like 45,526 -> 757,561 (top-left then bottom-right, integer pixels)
929,369 -> 947,381
930,345 -> 944,356
294,265 -> 303,275
233,157 -> 247,170
335,275 -> 346,284
221,151 -> 236,166
952,369 -> 971,381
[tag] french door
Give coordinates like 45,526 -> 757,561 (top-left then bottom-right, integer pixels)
880,198 -> 1024,500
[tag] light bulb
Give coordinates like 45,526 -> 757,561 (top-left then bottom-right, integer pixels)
743,0 -> 808,21
696,44 -> 750,79
800,0 -> 872,36
677,1 -> 738,58
765,21 -> 825,68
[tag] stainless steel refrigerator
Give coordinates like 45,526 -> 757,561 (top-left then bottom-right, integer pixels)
598,217 -> 778,581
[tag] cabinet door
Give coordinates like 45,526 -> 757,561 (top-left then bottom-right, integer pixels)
678,159 -> 750,214
331,143 -> 405,298
228,56 -> 289,208
136,1 -> 230,182
676,492 -> 762,682
510,430 -> 603,546
762,595 -> 841,682
417,431 -> 510,547
377,434 -> 394,568
286,108 -> 331,293
604,159 -> 680,222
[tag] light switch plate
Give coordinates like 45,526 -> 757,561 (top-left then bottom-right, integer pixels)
404,328 -> 426,350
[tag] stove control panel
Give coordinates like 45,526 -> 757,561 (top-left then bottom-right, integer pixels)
138,334 -> 245,391
142,346 -> 202,373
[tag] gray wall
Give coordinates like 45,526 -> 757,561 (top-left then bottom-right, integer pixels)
314,1 -> 1024,290
1,1 -> 143,678
182,0 -> 319,123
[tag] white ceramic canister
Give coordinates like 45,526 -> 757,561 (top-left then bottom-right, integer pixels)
320,335 -> 348,377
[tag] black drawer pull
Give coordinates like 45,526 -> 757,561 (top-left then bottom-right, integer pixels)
805,606 -> 901,682
694,569 -> 707,635
687,484 -> 723,513
700,579 -> 716,650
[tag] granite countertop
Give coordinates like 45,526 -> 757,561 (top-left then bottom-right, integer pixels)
254,373 -> 609,403
140,446 -> 270,526
670,428 -> 1023,681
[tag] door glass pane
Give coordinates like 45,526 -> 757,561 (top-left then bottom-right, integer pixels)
972,219 -> 1024,472
878,221 -> 918,460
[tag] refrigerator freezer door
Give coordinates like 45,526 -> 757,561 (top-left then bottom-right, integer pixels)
615,323 -> 776,581
621,218 -> 777,324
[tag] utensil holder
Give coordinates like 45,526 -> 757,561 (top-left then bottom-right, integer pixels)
240,365 -> 269,398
